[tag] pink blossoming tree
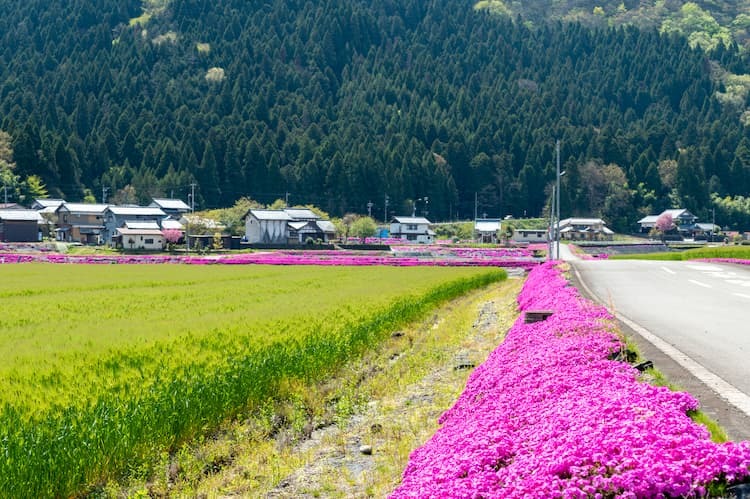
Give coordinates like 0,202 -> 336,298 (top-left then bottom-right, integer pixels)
653,213 -> 675,242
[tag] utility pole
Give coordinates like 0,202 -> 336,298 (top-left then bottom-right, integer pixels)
555,139 -> 561,260
384,194 -> 389,224
367,200 -> 373,218
711,207 -> 716,242
3,184 -> 6,205
474,192 -> 478,221
187,183 -> 196,253
548,185 -> 555,262
102,186 -> 109,204
285,191 -> 289,207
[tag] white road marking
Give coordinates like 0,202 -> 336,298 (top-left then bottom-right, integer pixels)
573,267 -> 750,420
687,264 -> 723,272
726,279 -> 747,286
688,279 -> 711,288
661,267 -> 675,275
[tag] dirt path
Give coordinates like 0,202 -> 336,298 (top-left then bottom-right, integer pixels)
261,281 -> 521,498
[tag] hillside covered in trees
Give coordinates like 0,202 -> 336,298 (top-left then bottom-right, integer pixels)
2,0 -> 750,231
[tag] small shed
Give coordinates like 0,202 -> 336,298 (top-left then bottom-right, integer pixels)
115,227 -> 165,250
0,209 -> 43,242
511,229 -> 548,243
474,218 -> 501,243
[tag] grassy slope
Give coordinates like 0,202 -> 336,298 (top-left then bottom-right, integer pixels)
611,245 -> 750,261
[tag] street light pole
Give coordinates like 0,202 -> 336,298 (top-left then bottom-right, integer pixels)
555,139 -> 561,260
186,193 -> 191,253
548,185 -> 555,262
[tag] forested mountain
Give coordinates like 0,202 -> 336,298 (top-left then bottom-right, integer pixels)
2,0 -> 750,230
478,0 -> 750,52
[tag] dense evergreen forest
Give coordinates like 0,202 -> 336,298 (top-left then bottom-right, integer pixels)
3,0 -> 750,230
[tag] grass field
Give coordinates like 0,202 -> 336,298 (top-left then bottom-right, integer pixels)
610,245 -> 750,261
0,263 -> 505,497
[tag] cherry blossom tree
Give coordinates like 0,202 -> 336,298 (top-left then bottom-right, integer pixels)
162,229 -> 183,251
653,213 -> 675,242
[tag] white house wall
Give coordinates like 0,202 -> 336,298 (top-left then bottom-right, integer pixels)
246,218 -> 288,244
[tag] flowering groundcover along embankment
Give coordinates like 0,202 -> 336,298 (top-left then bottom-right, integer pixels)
392,261 -> 750,497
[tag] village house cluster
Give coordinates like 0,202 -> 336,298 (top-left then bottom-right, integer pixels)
0,198 -> 190,249
0,198 -> 728,249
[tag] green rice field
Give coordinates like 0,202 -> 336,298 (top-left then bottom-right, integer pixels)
0,263 -> 505,497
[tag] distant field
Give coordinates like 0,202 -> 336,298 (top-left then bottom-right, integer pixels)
0,263 -> 504,497
610,245 -> 750,261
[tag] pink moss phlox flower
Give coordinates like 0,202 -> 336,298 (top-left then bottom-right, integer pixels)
0,248 -> 543,269
391,261 -> 750,498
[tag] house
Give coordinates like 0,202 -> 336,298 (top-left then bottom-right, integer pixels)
692,223 -> 721,241
243,208 -> 337,245
511,228 -> 548,243
558,218 -> 614,241
637,215 -> 659,233
638,208 -> 698,235
474,218 -> 501,243
283,208 -> 320,221
0,209 -> 43,242
244,209 -> 293,244
316,220 -> 337,241
32,198 -> 66,211
55,203 -> 108,244
161,218 -> 185,232
389,216 -> 434,244
288,219 -> 336,244
115,227 -> 165,251
149,198 -> 191,218
103,206 -> 167,245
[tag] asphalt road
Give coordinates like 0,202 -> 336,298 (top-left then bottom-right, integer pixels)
570,257 -> 750,441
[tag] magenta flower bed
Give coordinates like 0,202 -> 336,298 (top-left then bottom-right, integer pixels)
697,258 -> 750,266
0,247 -> 541,269
391,262 -> 750,498
187,250 -> 539,269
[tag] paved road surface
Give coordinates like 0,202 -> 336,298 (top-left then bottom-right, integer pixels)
568,256 -> 750,441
